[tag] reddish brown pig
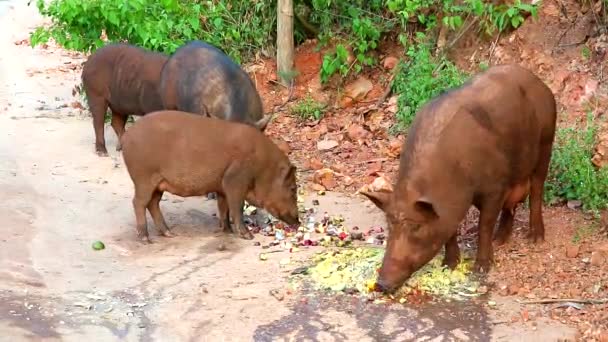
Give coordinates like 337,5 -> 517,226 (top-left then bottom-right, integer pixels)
81,43 -> 168,156
120,110 -> 300,243
159,41 -> 271,131
361,64 -> 557,293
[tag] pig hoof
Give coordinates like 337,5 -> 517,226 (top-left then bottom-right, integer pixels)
161,230 -> 175,238
96,149 -> 109,157
140,236 -> 152,244
442,256 -> 459,270
526,232 -> 545,244
493,235 -> 508,246
473,260 -> 491,274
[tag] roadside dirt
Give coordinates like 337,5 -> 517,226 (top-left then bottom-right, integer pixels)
0,1 -> 602,341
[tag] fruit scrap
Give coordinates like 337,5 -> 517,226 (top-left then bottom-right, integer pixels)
299,247 -> 481,301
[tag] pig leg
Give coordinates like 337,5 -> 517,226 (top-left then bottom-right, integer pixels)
493,208 -> 515,246
474,196 -> 503,273
442,233 -> 460,269
110,111 -> 127,151
222,165 -> 255,240
528,145 -> 552,243
132,185 -> 154,244
147,190 -> 175,238
89,96 -> 109,156
215,194 -> 232,233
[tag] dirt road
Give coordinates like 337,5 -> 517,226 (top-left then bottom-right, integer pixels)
0,2 -> 580,341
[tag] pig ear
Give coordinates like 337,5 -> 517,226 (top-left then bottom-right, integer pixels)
255,114 -> 273,131
414,197 -> 438,220
282,164 -> 296,181
360,190 -> 393,212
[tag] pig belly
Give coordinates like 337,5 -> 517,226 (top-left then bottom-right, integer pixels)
503,180 -> 530,212
157,179 -> 212,198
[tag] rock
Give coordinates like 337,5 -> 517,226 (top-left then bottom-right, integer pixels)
590,250 -> 606,266
313,168 -> 337,190
330,163 -> 345,173
310,183 -> 325,192
317,139 -> 339,151
580,78 -> 599,104
346,124 -> 371,143
340,76 -> 373,108
386,138 -> 403,158
566,244 -> 580,258
383,56 -> 398,70
359,176 -> 393,194
599,330 -> 608,342
567,200 -> 582,209
508,283 -> 519,295
308,158 -> 324,170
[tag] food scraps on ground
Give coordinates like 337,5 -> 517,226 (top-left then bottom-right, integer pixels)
298,247 -> 482,302
92,241 -> 105,251
244,195 -> 386,251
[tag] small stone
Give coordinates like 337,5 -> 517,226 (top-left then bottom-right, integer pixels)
383,56 -> 399,70
317,139 -> 339,151
487,300 -> 497,307
567,200 -> 582,209
565,244 -> 580,258
508,284 -> 519,295
217,243 -> 227,251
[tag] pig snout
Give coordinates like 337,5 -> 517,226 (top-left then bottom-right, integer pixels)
279,209 -> 300,226
376,258 -> 414,294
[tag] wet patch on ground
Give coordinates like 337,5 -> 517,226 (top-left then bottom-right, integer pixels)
254,290 -> 491,341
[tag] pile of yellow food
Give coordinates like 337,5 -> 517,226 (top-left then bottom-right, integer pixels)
304,247 -> 481,301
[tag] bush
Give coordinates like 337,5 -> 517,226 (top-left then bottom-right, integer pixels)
545,113 -> 608,211
30,0 -> 540,78
391,33 -> 467,128
30,0 -> 277,63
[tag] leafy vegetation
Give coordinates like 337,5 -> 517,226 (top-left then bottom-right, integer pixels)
30,0 -> 277,63
545,113 -> 608,211
290,94 -> 326,121
391,33 -> 468,128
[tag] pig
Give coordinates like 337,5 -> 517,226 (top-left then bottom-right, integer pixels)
81,43 -> 169,156
120,110 -> 299,243
159,40 -> 272,131
360,64 -> 557,293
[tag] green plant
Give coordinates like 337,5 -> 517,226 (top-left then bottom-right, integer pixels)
290,95 -> 326,121
30,0 -> 277,63
311,1 -> 388,83
391,33 -> 467,128
544,112 -> 608,211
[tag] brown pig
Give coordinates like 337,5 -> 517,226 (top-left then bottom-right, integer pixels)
120,110 -> 300,243
81,43 -> 169,156
361,64 -> 557,293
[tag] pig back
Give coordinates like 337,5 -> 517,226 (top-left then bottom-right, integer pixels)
121,110 -> 277,180
159,41 -> 264,124
397,65 -> 556,203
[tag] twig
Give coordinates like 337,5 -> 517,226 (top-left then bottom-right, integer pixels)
376,63 -> 401,107
552,21 -> 575,55
356,157 -> 389,165
440,16 -> 479,56
520,298 -> 608,305
487,32 -> 502,66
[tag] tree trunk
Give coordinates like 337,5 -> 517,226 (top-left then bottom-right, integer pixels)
277,0 -> 294,87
